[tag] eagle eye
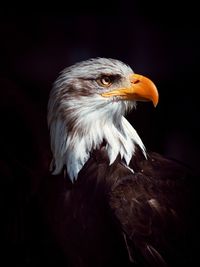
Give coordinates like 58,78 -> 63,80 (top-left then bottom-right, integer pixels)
97,75 -> 113,87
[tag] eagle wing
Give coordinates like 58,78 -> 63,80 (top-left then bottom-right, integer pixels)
108,150 -> 197,266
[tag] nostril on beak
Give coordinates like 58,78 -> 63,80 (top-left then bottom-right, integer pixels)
133,79 -> 140,84
131,79 -> 140,84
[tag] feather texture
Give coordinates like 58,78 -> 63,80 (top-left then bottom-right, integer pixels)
44,58 -> 198,266
39,147 -> 196,267
48,58 -> 146,181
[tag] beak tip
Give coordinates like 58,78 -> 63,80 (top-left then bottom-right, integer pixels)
153,100 -> 158,107
152,91 -> 159,107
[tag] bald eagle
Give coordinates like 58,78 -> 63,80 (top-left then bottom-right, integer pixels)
40,58 -> 197,267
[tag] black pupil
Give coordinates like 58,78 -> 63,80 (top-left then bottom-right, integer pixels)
103,77 -> 110,83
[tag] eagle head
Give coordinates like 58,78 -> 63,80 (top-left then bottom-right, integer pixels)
47,58 -> 158,182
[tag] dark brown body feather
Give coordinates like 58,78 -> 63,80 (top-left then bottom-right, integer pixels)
37,147 -> 198,267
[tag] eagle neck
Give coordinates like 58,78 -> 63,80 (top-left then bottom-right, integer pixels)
61,115 -> 146,182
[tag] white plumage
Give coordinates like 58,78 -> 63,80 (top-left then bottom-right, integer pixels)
48,58 -> 156,181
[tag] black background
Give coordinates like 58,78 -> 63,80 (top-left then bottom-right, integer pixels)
0,1 -> 199,265
1,2 -> 199,173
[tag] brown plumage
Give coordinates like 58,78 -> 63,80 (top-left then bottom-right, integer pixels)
5,57 -> 196,267
39,147 -> 196,267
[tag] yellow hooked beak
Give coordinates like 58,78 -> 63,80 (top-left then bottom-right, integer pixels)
101,73 -> 159,107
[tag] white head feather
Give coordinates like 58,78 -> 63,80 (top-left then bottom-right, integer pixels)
48,58 -> 146,182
